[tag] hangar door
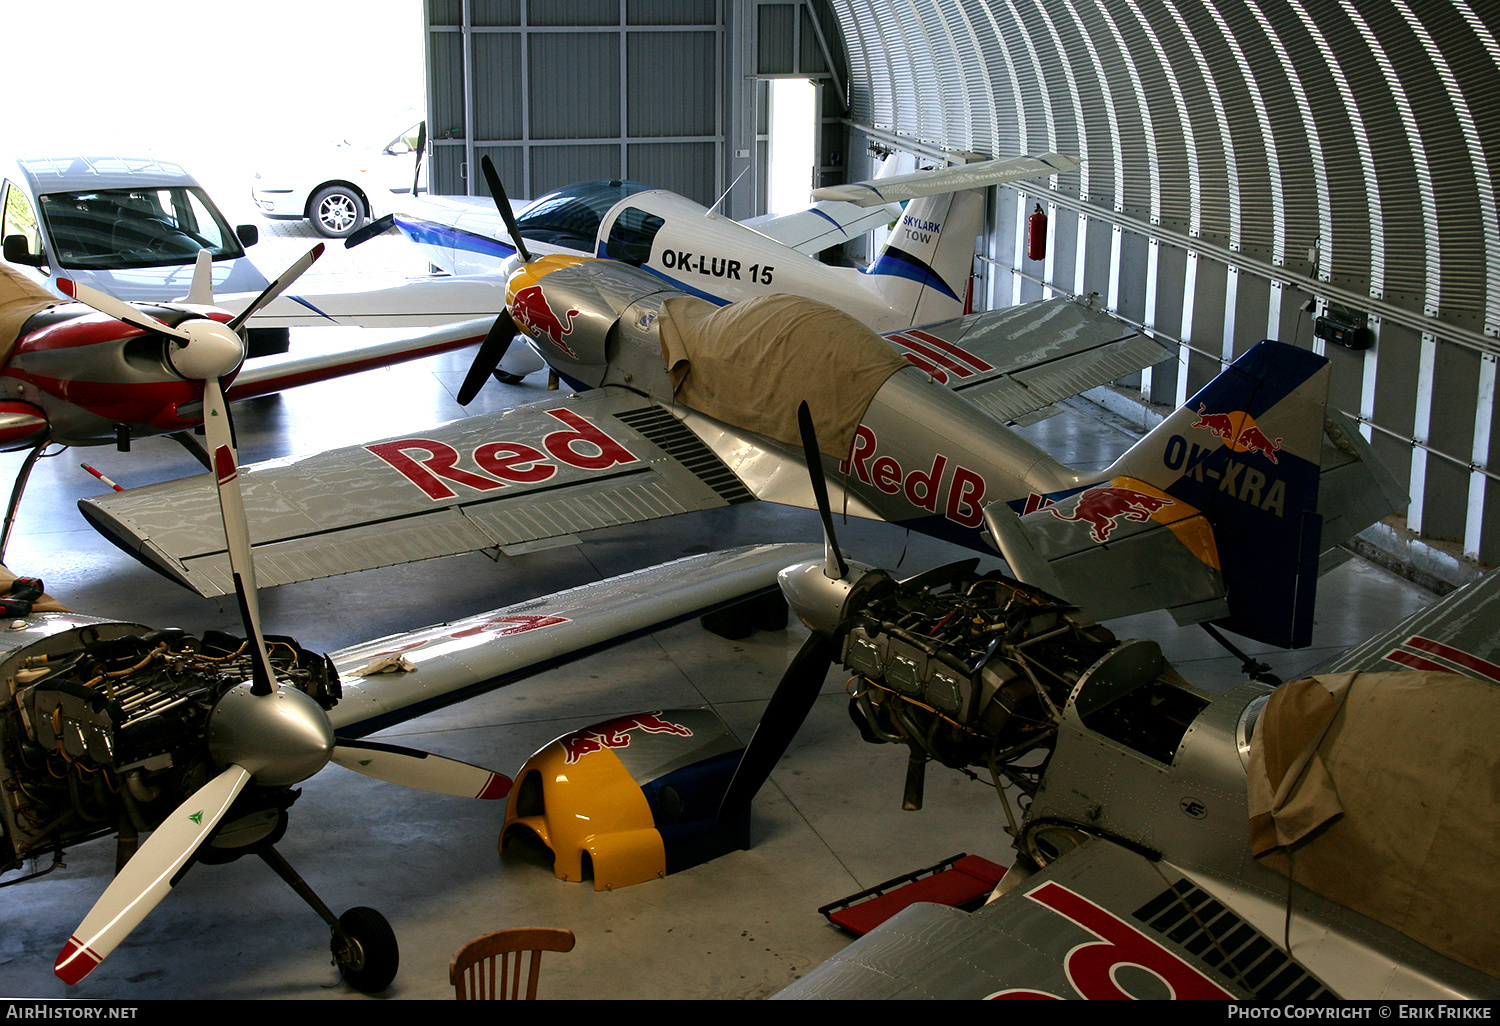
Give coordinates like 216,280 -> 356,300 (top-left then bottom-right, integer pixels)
424,0 -> 724,207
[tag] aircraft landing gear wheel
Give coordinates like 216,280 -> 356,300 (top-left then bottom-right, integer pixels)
310,186 -> 365,238
492,370 -> 526,385
332,906 -> 399,992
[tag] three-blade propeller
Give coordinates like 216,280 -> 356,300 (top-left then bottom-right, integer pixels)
52,250 -> 512,985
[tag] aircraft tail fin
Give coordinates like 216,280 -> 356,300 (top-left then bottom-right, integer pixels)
864,189 -> 985,328
856,154 -> 1078,328
993,341 -> 1336,649
1105,341 -> 1331,647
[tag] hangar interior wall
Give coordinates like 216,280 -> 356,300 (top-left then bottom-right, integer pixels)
829,0 -> 1500,577
423,0 -> 726,206
426,0 -> 1500,580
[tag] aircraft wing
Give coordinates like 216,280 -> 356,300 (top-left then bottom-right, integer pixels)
216,272 -> 507,329
1319,565 -> 1500,679
225,316 -> 495,398
778,834 -> 1312,999
324,543 -> 817,737
79,388 -> 762,599
884,299 -> 1172,424
811,152 -> 1080,207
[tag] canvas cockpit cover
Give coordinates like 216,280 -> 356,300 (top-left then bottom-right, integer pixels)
657,293 -> 908,458
1247,671 -> 1500,976
0,264 -> 62,362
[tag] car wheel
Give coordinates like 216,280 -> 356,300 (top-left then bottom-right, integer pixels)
310,186 -> 365,238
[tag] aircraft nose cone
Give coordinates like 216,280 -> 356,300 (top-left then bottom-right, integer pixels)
778,559 -> 883,635
168,320 -> 245,381
207,684 -> 336,786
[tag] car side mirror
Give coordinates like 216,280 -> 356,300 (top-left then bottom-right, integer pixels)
236,224 -> 259,248
3,235 -> 45,266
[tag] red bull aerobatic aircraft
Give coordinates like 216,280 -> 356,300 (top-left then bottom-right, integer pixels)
78,186 -> 1405,656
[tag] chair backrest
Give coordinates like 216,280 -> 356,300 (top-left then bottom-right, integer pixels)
449,927 -> 576,999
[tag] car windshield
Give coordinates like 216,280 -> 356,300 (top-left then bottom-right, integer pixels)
38,186 -> 244,270
515,180 -> 653,249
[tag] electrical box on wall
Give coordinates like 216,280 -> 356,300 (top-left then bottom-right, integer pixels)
1314,312 -> 1370,350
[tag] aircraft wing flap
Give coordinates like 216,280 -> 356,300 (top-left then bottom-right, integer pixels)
80,389 -> 757,598
883,299 -> 1171,423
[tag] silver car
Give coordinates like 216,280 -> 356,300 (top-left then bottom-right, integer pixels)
0,156 -> 288,356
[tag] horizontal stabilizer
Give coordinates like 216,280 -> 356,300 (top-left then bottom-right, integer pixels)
984,478 -> 1227,625
742,201 -> 902,256
813,153 -> 1079,207
883,298 -> 1170,422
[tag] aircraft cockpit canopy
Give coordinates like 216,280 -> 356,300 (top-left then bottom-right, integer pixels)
515,179 -> 653,250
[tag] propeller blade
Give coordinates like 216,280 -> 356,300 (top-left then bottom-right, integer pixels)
344,213 -> 396,249
56,278 -> 190,341
201,375 -> 276,696
330,738 -> 512,799
456,310 -> 517,406
411,120 -> 427,197
479,154 -> 531,262
717,630 -> 836,822
226,243 -> 325,332
55,764 -> 252,985
185,249 -> 214,306
796,402 -> 849,581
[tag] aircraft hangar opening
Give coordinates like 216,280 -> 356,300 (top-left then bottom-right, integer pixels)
0,0 -> 1498,1002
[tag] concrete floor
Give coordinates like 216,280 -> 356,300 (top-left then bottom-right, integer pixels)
0,231 -> 1440,1001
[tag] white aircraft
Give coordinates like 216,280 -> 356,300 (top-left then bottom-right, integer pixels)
228,149 -> 1082,340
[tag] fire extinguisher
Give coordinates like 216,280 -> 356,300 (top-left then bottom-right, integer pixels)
1027,203 -> 1048,261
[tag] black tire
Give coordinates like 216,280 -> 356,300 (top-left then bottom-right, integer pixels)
309,185 -> 365,239
700,607 -> 754,640
245,326 -> 290,358
333,906 -> 399,992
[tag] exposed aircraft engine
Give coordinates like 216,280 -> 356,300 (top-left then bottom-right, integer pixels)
0,617 -> 336,878
839,562 -> 1116,816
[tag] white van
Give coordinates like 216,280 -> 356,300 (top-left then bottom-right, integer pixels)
0,156 -> 288,355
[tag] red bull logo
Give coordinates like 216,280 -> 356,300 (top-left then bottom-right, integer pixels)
561,711 -> 694,764
1047,485 -> 1174,543
1191,405 -> 1282,464
512,284 -> 581,357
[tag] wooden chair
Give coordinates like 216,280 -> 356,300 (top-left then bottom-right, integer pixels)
449,927 -> 576,999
